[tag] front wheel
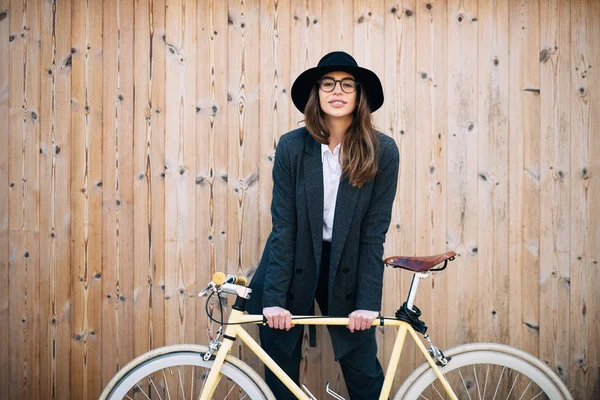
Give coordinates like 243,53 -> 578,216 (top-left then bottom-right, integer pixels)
394,343 -> 572,400
99,344 -> 275,400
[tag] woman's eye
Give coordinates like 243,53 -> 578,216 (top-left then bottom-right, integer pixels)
342,82 -> 354,89
323,81 -> 334,88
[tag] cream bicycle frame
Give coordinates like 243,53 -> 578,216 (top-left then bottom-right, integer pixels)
199,309 -> 457,400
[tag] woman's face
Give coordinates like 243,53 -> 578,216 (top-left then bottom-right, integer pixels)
318,71 -> 357,120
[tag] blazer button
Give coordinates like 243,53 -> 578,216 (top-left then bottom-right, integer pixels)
342,268 -> 350,274
345,293 -> 353,300
288,293 -> 295,300
295,268 -> 303,274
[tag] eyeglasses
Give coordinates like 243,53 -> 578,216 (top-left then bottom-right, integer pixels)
318,77 -> 358,93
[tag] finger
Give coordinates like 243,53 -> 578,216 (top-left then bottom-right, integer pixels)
285,315 -> 292,330
273,315 -> 281,330
348,315 -> 355,332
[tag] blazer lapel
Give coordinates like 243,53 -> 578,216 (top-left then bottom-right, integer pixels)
329,176 -> 359,284
304,135 -> 324,271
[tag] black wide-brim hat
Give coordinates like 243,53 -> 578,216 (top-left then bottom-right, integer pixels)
291,51 -> 384,114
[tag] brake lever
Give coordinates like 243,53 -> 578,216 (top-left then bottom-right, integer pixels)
198,282 -> 216,297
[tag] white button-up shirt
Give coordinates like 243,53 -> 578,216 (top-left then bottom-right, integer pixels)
321,143 -> 342,242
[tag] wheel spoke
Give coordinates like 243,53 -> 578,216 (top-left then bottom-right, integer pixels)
505,372 -> 520,399
492,366 -> 506,400
419,393 -> 430,399
483,365 -> 490,399
163,369 -> 172,400
191,366 -> 195,400
473,365 -> 482,400
223,382 -> 238,399
199,370 -> 208,399
529,390 -> 545,400
149,375 -> 164,400
178,368 -> 186,400
135,383 -> 152,400
517,380 -> 533,400
431,382 -> 445,399
458,368 -> 473,400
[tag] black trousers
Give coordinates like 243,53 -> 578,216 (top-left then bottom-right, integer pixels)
259,241 -> 384,400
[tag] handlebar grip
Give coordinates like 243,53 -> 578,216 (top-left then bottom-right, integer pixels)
212,272 -> 248,286
235,276 -> 248,286
213,272 -> 227,285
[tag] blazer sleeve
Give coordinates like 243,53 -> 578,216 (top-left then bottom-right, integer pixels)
355,138 -> 400,311
262,136 -> 297,309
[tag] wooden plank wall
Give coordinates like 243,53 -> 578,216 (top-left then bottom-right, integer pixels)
0,0 -> 599,399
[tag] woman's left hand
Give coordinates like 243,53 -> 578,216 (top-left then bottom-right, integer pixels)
348,309 -> 379,333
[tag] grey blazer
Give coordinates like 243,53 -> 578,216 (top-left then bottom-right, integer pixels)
247,127 -> 399,360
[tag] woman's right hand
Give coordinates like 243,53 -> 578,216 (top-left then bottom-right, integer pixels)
263,306 -> 292,330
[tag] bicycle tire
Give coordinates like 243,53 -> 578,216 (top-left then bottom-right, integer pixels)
99,344 -> 275,400
394,342 -> 572,399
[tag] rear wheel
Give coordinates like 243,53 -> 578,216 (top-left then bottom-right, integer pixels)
99,344 -> 274,400
394,343 -> 572,399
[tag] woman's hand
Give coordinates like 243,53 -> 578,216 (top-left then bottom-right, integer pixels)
348,309 -> 378,333
263,306 -> 293,330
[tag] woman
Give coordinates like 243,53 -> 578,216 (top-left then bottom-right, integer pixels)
247,51 -> 399,399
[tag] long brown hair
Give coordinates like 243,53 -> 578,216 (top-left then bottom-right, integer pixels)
303,84 -> 379,188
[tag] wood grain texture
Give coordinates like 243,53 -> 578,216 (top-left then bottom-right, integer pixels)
1,1 -> 598,398
70,0 -> 104,397
413,0 -> 447,390
383,0 -> 417,389
39,0 -> 72,398
569,0 -> 599,397
539,0 -> 571,385
0,0 -> 9,392
508,0 -> 541,366
101,0 -> 135,389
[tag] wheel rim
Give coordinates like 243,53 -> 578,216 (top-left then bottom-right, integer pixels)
400,350 -> 566,399
106,352 -> 266,400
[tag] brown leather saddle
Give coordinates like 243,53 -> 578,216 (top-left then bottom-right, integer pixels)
384,251 -> 457,273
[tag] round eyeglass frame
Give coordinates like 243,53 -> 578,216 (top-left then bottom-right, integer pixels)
317,77 -> 359,94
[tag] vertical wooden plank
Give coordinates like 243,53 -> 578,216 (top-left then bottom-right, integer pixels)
70,0 -> 103,397
228,0 -> 262,381
255,0 -> 292,382
8,0 -> 41,233
164,0 -> 197,393
477,0 -> 510,343
101,0 -> 135,388
0,0 -> 10,392
321,0 -> 352,54
9,231 -> 40,400
354,1 -> 390,396
8,0 -> 41,398
569,0 -> 599,397
258,0 -> 292,266
446,0 -> 479,397
477,1 -> 510,395
195,0 -> 230,394
413,0 -> 448,389
508,0 -> 541,365
384,0 -> 417,388
133,0 -> 167,362
289,0 -> 321,127
39,0 -> 72,398
288,0 -> 324,395
539,0 -> 571,385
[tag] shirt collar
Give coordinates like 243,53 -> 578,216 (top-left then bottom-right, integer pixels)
321,143 -> 342,162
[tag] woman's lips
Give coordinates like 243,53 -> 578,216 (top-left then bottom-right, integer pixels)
328,100 -> 347,108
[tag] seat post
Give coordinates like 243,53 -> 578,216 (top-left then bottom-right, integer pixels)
406,272 -> 428,311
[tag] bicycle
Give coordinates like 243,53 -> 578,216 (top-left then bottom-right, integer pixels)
100,251 -> 572,399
